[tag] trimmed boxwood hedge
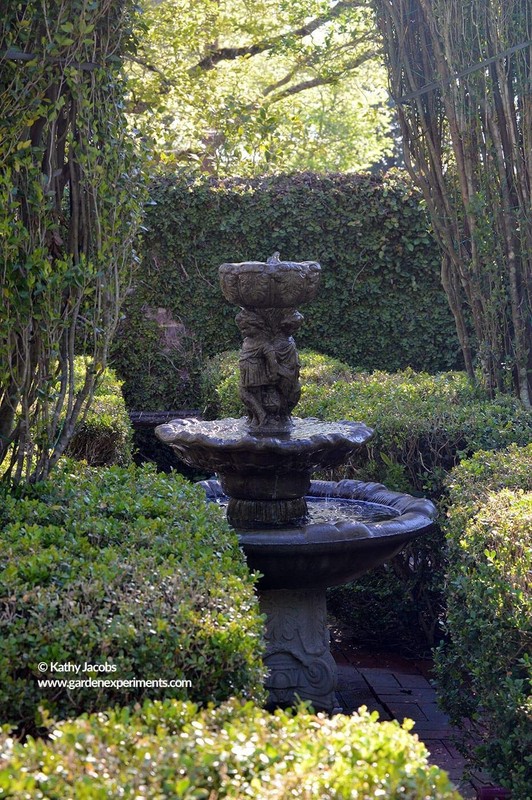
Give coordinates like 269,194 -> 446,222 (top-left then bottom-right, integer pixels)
66,359 -> 133,467
112,170 -> 463,411
435,445 -> 532,799
0,464 -> 265,734
0,699 -> 461,799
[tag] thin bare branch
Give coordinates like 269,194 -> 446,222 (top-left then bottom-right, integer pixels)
266,51 -> 378,103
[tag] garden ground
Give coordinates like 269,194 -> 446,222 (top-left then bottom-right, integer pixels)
331,622 -> 498,800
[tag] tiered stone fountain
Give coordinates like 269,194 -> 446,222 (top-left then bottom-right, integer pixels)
156,254 -> 436,712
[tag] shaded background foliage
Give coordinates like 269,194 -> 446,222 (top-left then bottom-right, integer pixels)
113,170 -> 463,411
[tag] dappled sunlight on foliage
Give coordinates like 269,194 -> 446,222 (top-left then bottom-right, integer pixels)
0,699 -> 461,798
126,0 -> 393,174
437,445 -> 532,798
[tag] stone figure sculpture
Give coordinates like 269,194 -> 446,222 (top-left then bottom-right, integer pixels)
274,309 -> 303,417
236,309 -> 280,428
222,253 -> 316,433
236,306 -> 303,431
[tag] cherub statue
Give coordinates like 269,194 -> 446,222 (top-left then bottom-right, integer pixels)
236,310 -> 280,428
274,310 -> 302,417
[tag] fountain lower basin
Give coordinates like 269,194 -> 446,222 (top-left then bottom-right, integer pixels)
199,475 -> 436,712
201,477 -> 436,590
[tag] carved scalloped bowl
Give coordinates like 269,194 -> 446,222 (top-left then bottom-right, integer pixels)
155,417 -> 373,475
219,259 -> 321,308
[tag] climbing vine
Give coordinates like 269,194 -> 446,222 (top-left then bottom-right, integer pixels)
0,0 -> 146,482
113,170 -> 462,411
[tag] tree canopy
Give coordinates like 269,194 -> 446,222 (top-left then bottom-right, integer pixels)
127,0 -> 393,175
375,0 -> 532,406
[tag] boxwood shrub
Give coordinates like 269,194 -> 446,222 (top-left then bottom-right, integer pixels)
435,445 -> 532,799
0,699 -> 461,799
0,464 -> 265,733
202,352 -> 532,496
66,359 -> 133,466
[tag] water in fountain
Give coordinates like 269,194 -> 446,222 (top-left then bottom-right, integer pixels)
209,494 -> 399,526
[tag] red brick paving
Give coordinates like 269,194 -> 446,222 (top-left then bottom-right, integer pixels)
330,629 -> 501,799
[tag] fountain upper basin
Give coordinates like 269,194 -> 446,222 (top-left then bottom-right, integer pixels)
219,258 -> 321,308
201,477 -> 437,590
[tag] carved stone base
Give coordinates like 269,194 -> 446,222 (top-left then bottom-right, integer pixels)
259,588 -> 338,713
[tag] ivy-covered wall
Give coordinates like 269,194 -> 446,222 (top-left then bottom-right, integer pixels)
113,171 -> 463,410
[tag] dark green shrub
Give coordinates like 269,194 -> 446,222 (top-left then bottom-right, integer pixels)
327,526 -> 446,656
0,464 -> 265,733
204,359 -> 532,655
112,170 -> 463,410
66,397 -> 133,467
435,445 -> 532,799
66,359 -> 133,466
0,362 -> 133,480
439,442 -> 532,511
0,698 -> 461,799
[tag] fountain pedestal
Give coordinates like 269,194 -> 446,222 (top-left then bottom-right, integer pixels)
261,589 -> 337,712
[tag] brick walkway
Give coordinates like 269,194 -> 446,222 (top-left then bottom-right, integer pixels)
330,628 -> 498,799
